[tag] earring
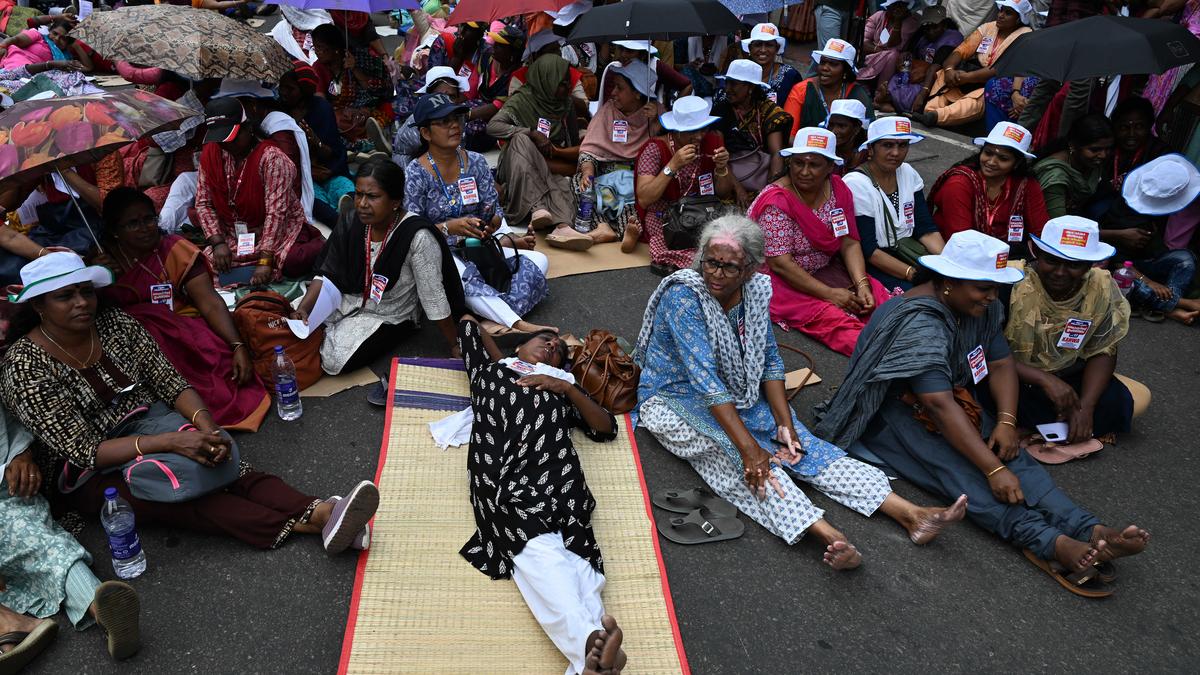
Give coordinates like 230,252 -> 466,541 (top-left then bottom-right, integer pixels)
943,288 -> 951,296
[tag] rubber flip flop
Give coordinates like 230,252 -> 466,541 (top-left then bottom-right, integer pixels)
655,508 -> 744,545
0,620 -> 58,673
651,487 -> 738,518
92,580 -> 141,660
1022,549 -> 1114,598
1027,439 -> 1104,464
366,378 -> 389,407
546,231 -> 594,251
1143,310 -> 1166,323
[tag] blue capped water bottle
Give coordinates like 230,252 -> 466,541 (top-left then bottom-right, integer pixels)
101,488 -> 146,579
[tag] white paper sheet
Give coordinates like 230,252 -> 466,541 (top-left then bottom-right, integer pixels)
287,276 -> 341,339
79,0 -> 94,19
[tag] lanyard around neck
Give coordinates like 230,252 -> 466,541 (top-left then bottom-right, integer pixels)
427,150 -> 466,218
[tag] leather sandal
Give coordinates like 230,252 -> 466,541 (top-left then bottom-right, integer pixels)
1022,549 -> 1114,599
655,508 -> 744,545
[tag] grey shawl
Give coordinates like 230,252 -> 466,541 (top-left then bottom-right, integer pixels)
813,295 -> 1005,447
633,269 -> 773,410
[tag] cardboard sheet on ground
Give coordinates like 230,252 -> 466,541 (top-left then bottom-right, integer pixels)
91,75 -> 131,88
300,367 -> 378,398
537,232 -> 651,279
786,368 -> 821,391
288,277 -> 340,339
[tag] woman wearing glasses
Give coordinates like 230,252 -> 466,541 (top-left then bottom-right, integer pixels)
634,216 -> 967,569
747,127 -> 892,356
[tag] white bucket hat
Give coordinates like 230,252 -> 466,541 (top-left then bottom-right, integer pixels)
9,251 -> 114,303
212,79 -> 275,100
859,116 -> 924,151
610,61 -> 657,99
974,121 -> 1036,159
822,98 -> 869,128
1030,216 -> 1116,262
612,39 -> 658,56
659,95 -> 719,132
718,59 -> 769,89
919,230 -> 1025,283
1122,154 -> 1200,216
811,38 -> 858,74
523,29 -> 564,60
741,22 -> 786,52
996,0 -> 1035,25
416,66 -> 471,94
880,0 -> 916,9
781,127 -> 843,165
548,0 -> 591,26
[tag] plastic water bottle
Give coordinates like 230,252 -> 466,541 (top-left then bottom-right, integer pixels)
101,488 -> 146,579
272,345 -> 303,421
575,194 -> 595,232
898,54 -> 912,86
1113,261 -> 1136,297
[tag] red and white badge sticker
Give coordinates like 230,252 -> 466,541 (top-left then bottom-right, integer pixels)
507,359 -> 537,376
370,274 -> 388,303
150,283 -> 173,311
611,119 -> 628,143
767,91 -> 778,104
699,172 -> 715,196
903,201 -> 915,227
457,64 -> 472,78
236,232 -> 256,257
458,176 -> 480,205
1056,317 -> 1093,350
1007,215 -> 1024,242
830,208 -> 850,237
1060,228 -> 1090,247
977,36 -> 994,53
968,345 -> 988,384
536,117 -> 551,136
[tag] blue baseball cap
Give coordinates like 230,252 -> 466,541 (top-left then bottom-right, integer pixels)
411,93 -> 468,127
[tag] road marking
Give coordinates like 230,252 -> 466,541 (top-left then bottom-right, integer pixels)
919,128 -> 978,151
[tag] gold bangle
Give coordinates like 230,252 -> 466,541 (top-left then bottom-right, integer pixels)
986,464 -> 1007,478
134,435 -> 143,457
998,419 -> 1017,429
998,411 -> 1017,422
230,341 -> 246,352
854,276 -> 870,287
37,247 -> 46,258
191,408 -> 209,425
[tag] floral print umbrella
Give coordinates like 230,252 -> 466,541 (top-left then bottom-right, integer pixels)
0,89 -> 196,183
71,4 -> 294,82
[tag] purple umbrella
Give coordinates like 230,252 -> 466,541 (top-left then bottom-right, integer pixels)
272,0 -> 420,12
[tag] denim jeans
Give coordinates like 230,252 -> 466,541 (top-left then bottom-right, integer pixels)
809,5 -> 847,76
1128,249 -> 1197,312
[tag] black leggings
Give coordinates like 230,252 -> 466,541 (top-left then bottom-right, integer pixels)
339,321 -> 414,373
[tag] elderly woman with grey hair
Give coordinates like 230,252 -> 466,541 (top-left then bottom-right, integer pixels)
633,215 -> 966,568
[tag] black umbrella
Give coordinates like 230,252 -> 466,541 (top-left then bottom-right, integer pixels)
993,15 -> 1200,81
566,0 -> 744,42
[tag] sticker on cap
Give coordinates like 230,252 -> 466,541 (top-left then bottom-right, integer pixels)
1060,229 -> 1090,247
761,25 -> 777,35
995,252 -> 1009,269
806,134 -> 829,149
1002,125 -> 1026,143
829,41 -> 846,52
895,119 -> 912,133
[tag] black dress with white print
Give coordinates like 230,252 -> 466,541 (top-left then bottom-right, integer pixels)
457,320 -> 617,580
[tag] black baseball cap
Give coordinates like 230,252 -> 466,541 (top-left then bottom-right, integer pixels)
411,93 -> 468,127
202,97 -> 247,144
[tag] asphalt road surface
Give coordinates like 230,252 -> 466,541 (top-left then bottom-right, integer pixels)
21,108 -> 1200,674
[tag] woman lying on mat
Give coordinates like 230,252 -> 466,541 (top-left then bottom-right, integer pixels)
813,231 -> 1150,596
0,252 -> 380,556
455,315 -> 626,675
634,215 -> 967,570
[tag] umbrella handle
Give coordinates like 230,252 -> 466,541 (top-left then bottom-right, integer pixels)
55,168 -> 104,255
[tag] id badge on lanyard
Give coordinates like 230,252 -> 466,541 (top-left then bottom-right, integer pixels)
369,274 -> 388,303
698,173 -> 715,196
458,177 -> 480,205
150,283 -> 174,311
1007,215 -> 1024,242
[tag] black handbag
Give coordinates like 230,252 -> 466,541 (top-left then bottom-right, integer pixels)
663,196 -> 722,250
456,233 -> 521,293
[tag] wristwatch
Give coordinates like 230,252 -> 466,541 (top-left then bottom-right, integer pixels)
662,165 -> 675,177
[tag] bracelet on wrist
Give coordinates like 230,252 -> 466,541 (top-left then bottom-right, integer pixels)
986,464 -> 1007,478
191,408 -> 210,426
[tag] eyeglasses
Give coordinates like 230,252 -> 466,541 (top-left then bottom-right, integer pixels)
701,258 -> 748,277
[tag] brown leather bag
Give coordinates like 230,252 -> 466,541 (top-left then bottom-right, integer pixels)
232,290 -> 325,391
569,329 -> 641,414
902,386 -> 983,434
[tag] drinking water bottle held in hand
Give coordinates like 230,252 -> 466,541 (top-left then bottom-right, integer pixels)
575,194 -> 595,232
272,345 -> 303,421
1113,261 -> 1136,297
102,487 -> 146,579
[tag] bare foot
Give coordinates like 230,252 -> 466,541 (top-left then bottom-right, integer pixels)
1167,308 -> 1200,324
589,221 -> 619,244
1092,524 -> 1150,562
0,604 -> 43,653
582,615 -> 626,675
620,220 -> 641,254
907,494 -> 968,545
823,540 -> 862,570
1053,534 -> 1105,573
512,320 -> 559,334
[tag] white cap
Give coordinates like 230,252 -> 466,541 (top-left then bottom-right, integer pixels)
996,0 -> 1035,25
212,78 -> 275,100
1122,153 -> 1200,216
880,0 -> 916,9
523,29 -> 564,60
741,22 -> 786,52
610,60 -> 657,99
811,38 -> 858,74
1030,216 -> 1116,262
919,230 -> 1025,283
859,115 -> 924,151
973,121 -> 1036,159
781,127 -> 843,165
9,251 -> 114,303
718,59 -> 769,89
416,66 -> 471,94
822,98 -> 869,127
547,0 -> 591,26
612,39 -> 658,55
659,95 -> 719,132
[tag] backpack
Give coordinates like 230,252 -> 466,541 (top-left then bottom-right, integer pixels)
232,290 -> 325,390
